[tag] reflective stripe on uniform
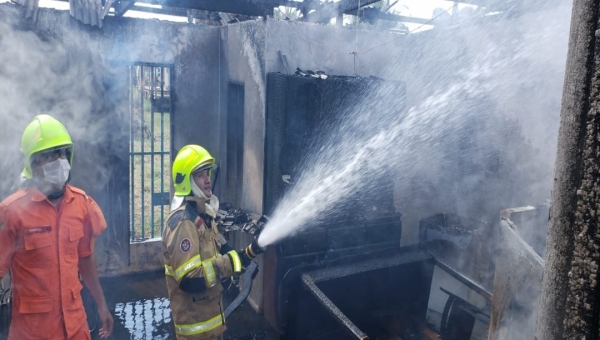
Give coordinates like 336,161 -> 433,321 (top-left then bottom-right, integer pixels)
165,255 -> 203,281
201,255 -> 217,287
174,313 -> 224,336
165,265 -> 175,276
227,250 -> 242,273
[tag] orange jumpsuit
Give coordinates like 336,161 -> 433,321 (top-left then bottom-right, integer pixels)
0,185 -> 107,340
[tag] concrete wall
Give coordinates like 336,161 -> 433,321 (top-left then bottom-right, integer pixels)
221,11 -> 567,318
219,19 -> 268,313
260,11 -> 566,245
219,20 -> 267,214
259,20 -> 428,249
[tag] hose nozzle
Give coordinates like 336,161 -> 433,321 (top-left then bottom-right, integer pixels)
244,238 -> 266,260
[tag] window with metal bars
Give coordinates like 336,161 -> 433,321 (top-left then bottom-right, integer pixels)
129,63 -> 173,241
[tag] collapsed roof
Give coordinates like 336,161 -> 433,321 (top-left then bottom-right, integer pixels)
10,0 -> 560,28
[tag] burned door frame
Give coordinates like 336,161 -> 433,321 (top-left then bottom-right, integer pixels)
129,62 -> 174,242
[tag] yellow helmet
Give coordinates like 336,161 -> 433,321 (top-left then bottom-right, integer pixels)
172,145 -> 215,196
20,115 -> 73,179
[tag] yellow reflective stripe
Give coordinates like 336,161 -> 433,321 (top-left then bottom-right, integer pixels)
227,250 -> 242,273
201,256 -> 217,287
174,255 -> 202,281
174,313 -> 224,336
165,265 -> 175,277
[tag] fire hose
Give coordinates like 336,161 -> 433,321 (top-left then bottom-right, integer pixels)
216,205 -> 266,319
224,260 -> 259,319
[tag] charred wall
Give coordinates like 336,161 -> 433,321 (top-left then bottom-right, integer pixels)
0,3 -> 220,276
219,20 -> 267,213
260,12 -> 566,245
219,19 -> 268,312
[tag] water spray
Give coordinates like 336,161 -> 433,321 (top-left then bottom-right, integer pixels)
257,70 -> 490,247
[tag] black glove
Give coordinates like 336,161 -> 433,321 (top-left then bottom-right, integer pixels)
238,249 -> 252,267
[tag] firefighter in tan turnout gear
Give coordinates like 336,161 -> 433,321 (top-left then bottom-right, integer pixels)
163,144 -> 265,340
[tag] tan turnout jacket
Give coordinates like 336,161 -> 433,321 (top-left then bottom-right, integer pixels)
162,197 -> 242,340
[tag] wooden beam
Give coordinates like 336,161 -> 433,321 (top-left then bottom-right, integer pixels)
359,8 -> 432,25
142,0 -> 274,17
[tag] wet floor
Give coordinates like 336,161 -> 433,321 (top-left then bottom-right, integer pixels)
89,271 -> 279,340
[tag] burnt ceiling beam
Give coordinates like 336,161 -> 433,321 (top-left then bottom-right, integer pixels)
303,2 -> 435,26
139,0 -> 275,17
302,0 -> 383,25
358,8 -> 432,25
340,0 -> 381,14
127,4 -> 189,17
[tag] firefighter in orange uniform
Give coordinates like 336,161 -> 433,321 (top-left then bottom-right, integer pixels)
163,145 -> 265,340
0,115 -> 114,340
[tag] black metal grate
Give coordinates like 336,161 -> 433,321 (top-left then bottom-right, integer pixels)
129,63 -> 173,241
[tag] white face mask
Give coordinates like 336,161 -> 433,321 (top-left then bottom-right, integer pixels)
41,158 -> 70,187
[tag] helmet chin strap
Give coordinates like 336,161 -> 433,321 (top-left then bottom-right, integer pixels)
191,180 -> 209,200
191,180 -> 219,218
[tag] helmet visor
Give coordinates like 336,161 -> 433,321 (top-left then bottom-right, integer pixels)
192,163 -> 215,176
31,146 -> 72,168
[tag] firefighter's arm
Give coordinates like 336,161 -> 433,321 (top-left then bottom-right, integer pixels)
217,232 -> 265,269
79,255 -> 113,338
79,196 -> 108,257
212,243 -> 242,279
216,233 -> 245,275
0,204 -> 16,280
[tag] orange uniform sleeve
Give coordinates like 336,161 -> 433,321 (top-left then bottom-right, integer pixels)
78,196 -> 108,258
0,203 -> 16,278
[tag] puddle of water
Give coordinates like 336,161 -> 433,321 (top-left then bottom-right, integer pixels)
113,297 -> 174,340
93,272 -> 277,340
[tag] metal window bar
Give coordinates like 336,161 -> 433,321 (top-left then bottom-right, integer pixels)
130,63 -> 173,242
150,67 -> 155,238
130,66 -> 136,243
160,68 -> 165,230
141,66 -> 146,240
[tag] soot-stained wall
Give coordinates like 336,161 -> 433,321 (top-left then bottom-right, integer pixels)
219,19 -> 268,312
260,11 -> 567,244
0,2 -> 567,305
221,11 -> 567,319
0,3 -> 220,276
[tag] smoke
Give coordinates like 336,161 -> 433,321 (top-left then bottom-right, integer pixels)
260,4 -> 570,245
259,3 -> 571,339
0,5 -> 127,200
0,1 -> 572,337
